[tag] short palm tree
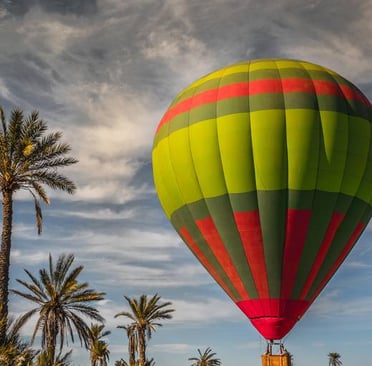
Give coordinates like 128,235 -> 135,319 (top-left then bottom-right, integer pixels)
89,323 -> 111,366
0,107 -> 77,342
35,350 -> 73,366
189,347 -> 221,366
115,294 -> 174,366
11,253 -> 105,366
0,310 -> 38,365
117,323 -> 138,366
114,360 -> 129,366
90,340 -> 110,366
328,352 -> 342,366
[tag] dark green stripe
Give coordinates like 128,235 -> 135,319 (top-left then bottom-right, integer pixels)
172,206 -> 241,300
306,202 -> 372,301
203,197 -> 258,298
171,191 -> 368,222
291,192 -> 339,298
256,190 -> 287,298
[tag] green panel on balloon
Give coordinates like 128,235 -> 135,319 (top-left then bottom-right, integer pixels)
286,109 -> 320,190
217,113 -> 256,193
167,127 -> 203,205
250,109 -> 288,190
189,119 -> 227,198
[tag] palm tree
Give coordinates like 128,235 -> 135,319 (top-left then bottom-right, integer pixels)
0,107 -> 77,341
0,309 -> 38,365
188,347 -> 221,366
114,360 -> 129,366
11,253 -> 105,366
114,294 -> 174,366
90,341 -> 110,366
117,323 -> 138,366
89,323 -> 111,366
328,352 -> 342,366
35,350 -> 73,366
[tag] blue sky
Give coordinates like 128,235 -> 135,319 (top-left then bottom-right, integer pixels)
2,0 -> 372,365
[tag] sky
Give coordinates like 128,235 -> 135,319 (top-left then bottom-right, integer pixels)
1,0 -> 372,365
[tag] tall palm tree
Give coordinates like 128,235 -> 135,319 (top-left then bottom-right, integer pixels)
328,352 -> 342,366
89,323 -> 111,366
11,253 -> 105,366
114,294 -> 174,366
188,347 -> 221,366
0,107 -> 77,341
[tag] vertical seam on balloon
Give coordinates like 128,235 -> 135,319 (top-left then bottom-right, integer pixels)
332,73 -> 372,206
249,62 -> 275,303
270,60 -> 288,314
246,60 -> 271,299
273,59 -> 289,318
214,64 -> 254,299
328,72 -> 351,204
286,61 -> 322,300
245,60 -> 270,298
298,61 -> 321,201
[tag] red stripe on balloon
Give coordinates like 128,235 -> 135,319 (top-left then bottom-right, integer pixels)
156,78 -> 370,132
196,217 -> 250,299
281,209 -> 312,299
234,211 -> 269,298
308,221 -> 365,303
300,212 -> 344,300
179,226 -> 238,302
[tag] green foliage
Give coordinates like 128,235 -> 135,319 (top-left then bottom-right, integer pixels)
34,350 -> 73,366
115,294 -> 174,366
0,107 -> 77,234
11,253 -> 105,365
89,323 -> 111,366
0,310 -> 38,365
328,352 -> 342,366
188,347 -> 221,366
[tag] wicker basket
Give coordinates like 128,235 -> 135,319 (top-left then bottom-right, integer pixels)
261,354 -> 292,366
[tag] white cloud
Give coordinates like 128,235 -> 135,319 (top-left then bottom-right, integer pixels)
171,297 -> 241,323
311,290 -> 372,319
151,343 -> 195,354
11,249 -> 49,265
0,77 -> 11,99
53,82 -> 158,203
17,8 -> 96,56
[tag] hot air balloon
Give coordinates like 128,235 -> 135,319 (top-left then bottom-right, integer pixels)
152,59 -> 372,348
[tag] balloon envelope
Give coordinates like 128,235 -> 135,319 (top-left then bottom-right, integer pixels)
152,59 -> 372,340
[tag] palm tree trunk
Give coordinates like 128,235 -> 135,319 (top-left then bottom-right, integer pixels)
0,189 -> 13,344
138,327 -> 146,366
90,350 -> 96,366
47,322 -> 57,366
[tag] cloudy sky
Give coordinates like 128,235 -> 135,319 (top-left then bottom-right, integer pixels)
2,0 -> 372,365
